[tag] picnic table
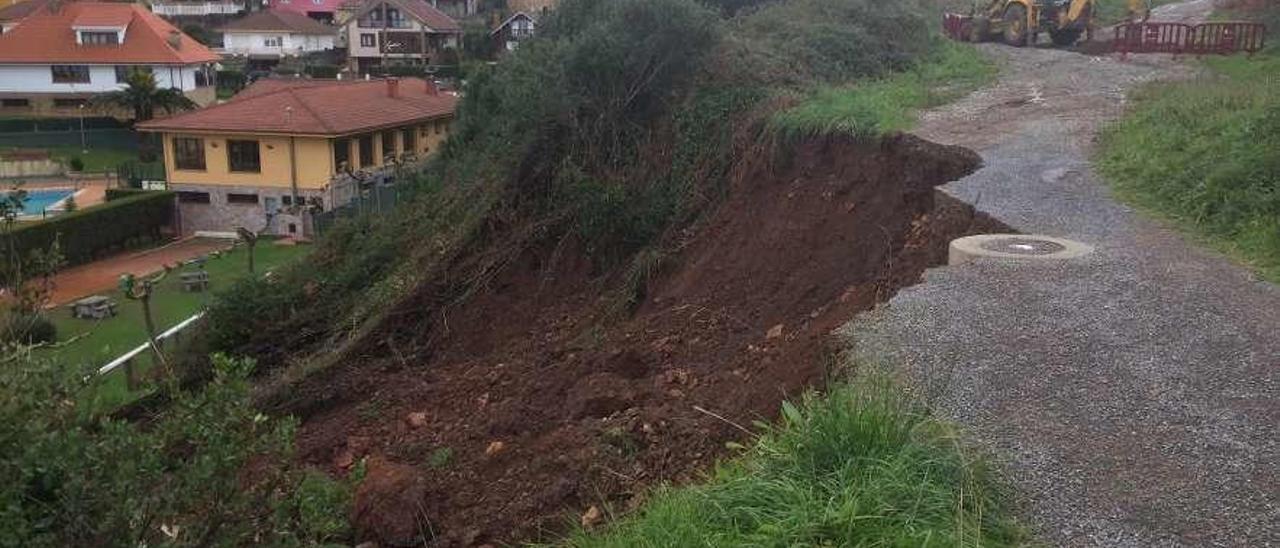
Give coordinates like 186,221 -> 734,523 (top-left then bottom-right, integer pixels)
70,295 -> 118,320
180,270 -> 210,292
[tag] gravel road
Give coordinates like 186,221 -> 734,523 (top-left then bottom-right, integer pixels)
843,2 -> 1280,546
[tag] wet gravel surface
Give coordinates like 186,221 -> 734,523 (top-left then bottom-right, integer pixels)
843,3 -> 1280,546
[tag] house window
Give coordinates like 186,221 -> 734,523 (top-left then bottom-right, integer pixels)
80,31 -> 119,45
381,130 -> 397,159
360,33 -> 375,47
401,127 -> 416,152
0,98 -> 30,107
227,193 -> 259,204
264,36 -> 283,47
173,137 -> 206,170
227,140 -> 261,173
177,191 -> 211,204
115,65 -> 152,83
51,65 -> 90,84
434,120 -> 443,135
358,134 -> 374,166
53,98 -> 85,107
333,138 -> 350,171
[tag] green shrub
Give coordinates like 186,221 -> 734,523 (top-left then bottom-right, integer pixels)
67,156 -> 84,172
305,64 -> 340,79
562,373 -> 1022,546
103,187 -> 153,201
0,354 -> 352,545
1,191 -> 174,268
0,312 -> 56,345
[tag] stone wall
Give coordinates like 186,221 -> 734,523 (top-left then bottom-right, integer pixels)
172,182 -> 323,238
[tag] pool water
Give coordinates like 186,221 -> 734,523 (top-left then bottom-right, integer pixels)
3,189 -> 72,216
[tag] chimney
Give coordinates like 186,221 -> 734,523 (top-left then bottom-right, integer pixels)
168,30 -> 182,50
424,79 -> 438,96
386,77 -> 399,98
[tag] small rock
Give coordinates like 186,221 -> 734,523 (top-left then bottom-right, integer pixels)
333,448 -> 355,469
406,412 -> 428,428
352,457 -> 428,546
766,324 -> 784,339
581,505 -> 603,528
485,440 -> 506,456
354,542 -> 379,548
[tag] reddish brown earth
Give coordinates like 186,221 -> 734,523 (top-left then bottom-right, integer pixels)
292,134 -> 1007,546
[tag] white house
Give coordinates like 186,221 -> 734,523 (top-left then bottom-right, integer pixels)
343,0 -> 460,74
149,0 -> 247,17
490,11 -> 535,54
219,9 -> 336,58
0,1 -> 220,118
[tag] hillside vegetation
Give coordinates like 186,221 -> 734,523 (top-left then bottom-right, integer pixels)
208,0 -> 974,378
1098,5 -> 1280,280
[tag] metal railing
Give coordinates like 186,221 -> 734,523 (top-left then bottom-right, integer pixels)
1114,21 -> 1267,57
98,312 -> 204,377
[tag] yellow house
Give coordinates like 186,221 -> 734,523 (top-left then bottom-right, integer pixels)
137,77 -> 456,237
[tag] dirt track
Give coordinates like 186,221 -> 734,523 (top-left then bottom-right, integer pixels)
847,1 -> 1280,546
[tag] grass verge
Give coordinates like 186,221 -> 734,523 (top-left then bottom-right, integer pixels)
1,145 -> 151,174
771,41 -> 995,139
1097,47 -> 1280,281
561,372 -> 1022,547
35,242 -> 310,407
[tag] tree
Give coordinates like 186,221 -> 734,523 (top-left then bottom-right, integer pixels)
119,268 -> 173,386
91,70 -> 197,123
1,184 -> 63,350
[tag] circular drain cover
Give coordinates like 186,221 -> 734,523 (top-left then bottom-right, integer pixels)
949,234 -> 1092,265
979,237 -> 1066,255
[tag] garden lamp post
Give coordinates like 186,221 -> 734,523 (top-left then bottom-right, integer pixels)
78,103 -> 87,153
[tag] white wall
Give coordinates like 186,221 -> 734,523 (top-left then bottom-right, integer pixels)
150,1 -> 245,16
0,64 -> 207,93
223,31 -> 335,57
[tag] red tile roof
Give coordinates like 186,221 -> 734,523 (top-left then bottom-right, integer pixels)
0,2 -> 220,64
218,9 -> 336,34
137,78 -> 457,136
347,0 -> 459,32
266,0 -> 346,16
0,0 -> 50,22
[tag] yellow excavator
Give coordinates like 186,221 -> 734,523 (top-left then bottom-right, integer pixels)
950,0 -> 1152,47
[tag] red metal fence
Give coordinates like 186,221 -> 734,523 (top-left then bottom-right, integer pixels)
1114,21 -> 1267,56
943,12 -> 972,42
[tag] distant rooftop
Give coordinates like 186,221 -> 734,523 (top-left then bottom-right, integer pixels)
0,2 -> 220,65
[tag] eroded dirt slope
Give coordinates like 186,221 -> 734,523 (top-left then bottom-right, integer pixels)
291,134 -> 1006,546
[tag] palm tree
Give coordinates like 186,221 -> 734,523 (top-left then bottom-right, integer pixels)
92,70 -> 197,123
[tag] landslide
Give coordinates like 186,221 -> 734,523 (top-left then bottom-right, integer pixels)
200,0 -> 1004,543
286,134 -> 1004,545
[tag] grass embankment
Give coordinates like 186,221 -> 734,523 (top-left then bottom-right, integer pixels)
773,41 -> 994,138
36,242 -> 309,407
564,373 -> 1022,547
1098,40 -> 1280,280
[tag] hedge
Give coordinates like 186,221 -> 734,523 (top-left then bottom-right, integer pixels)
104,187 -> 153,201
3,191 -> 175,268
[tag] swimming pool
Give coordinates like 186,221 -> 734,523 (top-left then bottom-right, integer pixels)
3,189 -> 72,216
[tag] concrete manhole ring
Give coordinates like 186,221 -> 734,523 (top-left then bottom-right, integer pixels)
949,234 -> 1092,265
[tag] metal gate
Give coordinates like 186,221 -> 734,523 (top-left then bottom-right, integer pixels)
1114,21 -> 1267,56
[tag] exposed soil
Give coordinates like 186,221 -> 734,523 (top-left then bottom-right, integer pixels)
291,133 -> 1008,546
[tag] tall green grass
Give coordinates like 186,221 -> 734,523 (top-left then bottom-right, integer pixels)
1098,48 -> 1280,281
561,373 -> 1022,547
772,42 -> 995,138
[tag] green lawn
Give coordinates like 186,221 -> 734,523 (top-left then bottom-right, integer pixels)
36,242 -> 310,408
1,145 -> 156,174
561,372 -> 1022,547
1097,45 -> 1280,282
771,41 -> 996,139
